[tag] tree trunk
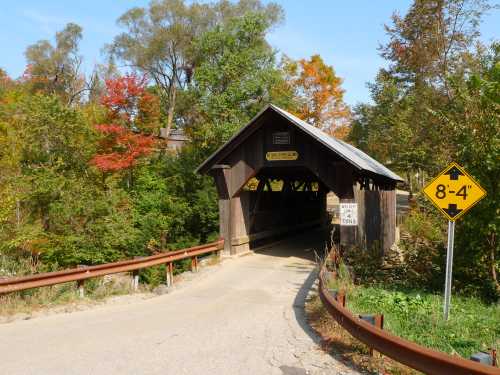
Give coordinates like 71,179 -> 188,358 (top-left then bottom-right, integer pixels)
164,84 -> 177,141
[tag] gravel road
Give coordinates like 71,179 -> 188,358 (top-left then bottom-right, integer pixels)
0,235 -> 359,375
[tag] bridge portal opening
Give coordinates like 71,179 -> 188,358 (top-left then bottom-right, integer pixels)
197,105 -> 403,255
240,167 -> 330,248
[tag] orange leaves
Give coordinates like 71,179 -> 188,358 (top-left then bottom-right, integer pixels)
286,54 -> 350,139
90,124 -> 154,172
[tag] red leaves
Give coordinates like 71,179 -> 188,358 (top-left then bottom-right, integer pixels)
91,74 -> 158,173
91,124 -> 155,172
101,74 -> 148,123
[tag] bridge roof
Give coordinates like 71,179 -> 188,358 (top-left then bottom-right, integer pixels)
197,104 -> 403,182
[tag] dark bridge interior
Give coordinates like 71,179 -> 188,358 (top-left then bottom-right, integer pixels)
244,167 -> 327,234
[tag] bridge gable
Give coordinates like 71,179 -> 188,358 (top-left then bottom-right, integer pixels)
197,104 -> 402,255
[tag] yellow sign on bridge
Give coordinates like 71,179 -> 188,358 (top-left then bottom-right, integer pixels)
266,151 -> 299,161
422,162 -> 486,221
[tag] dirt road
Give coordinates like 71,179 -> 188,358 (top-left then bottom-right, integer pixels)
0,235 -> 358,375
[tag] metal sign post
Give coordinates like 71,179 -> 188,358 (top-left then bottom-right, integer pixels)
443,220 -> 455,320
422,162 -> 486,320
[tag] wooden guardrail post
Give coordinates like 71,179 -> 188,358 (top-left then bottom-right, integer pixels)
191,256 -> 198,273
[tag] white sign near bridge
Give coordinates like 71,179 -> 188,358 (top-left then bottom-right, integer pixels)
340,203 -> 358,226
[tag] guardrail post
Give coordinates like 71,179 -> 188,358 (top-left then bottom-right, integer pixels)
132,271 -> 139,291
470,349 -> 497,367
166,262 -> 174,287
191,256 -> 198,273
336,291 -> 346,307
359,314 -> 384,356
77,279 -> 85,298
328,289 -> 346,307
131,256 -> 145,291
76,265 -> 86,298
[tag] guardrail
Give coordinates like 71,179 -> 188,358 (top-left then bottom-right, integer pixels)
0,239 -> 224,295
318,265 -> 499,375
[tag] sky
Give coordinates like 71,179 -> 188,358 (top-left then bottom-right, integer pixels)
0,1 -> 498,106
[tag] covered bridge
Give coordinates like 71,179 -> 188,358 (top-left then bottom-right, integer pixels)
197,104 -> 403,255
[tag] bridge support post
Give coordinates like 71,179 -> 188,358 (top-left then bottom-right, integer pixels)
229,193 -> 251,255
355,185 -> 396,253
209,165 -> 232,255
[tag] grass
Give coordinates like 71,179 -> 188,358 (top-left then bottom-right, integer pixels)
328,267 -> 500,359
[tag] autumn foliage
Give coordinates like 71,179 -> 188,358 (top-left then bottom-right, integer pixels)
91,124 -> 155,172
285,55 -> 350,139
91,74 -> 157,173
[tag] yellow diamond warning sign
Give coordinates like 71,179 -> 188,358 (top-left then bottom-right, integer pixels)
422,162 -> 486,221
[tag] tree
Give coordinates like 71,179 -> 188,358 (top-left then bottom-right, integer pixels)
90,124 -> 155,173
348,0 -> 498,300
188,12 -> 289,151
381,0 -> 492,96
444,43 -> 500,299
91,75 -> 157,175
284,55 -> 350,138
349,0 -> 493,191
100,74 -> 161,133
24,23 -> 88,104
108,0 -> 283,140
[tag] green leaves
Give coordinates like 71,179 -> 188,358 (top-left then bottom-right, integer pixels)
189,12 -> 285,151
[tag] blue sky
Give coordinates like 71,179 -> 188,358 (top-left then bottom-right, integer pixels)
0,1 -> 498,106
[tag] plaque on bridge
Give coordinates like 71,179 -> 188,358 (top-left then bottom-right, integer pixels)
272,132 -> 291,145
266,151 -> 298,161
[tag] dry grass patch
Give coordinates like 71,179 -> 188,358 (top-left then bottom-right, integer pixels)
306,294 -> 420,375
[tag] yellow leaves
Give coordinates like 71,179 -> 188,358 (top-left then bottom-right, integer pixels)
285,54 -> 351,139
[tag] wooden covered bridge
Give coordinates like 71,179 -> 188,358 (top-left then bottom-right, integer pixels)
197,104 -> 403,255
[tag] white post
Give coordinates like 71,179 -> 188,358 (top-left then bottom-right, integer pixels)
133,273 -> 139,291
443,220 -> 455,320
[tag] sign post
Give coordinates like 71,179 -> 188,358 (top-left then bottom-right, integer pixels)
422,162 -> 486,320
443,220 -> 455,320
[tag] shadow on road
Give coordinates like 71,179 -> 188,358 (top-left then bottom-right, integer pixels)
256,231 -> 366,374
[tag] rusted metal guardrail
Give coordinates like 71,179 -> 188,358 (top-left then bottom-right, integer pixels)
0,239 -> 224,295
318,267 -> 499,375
